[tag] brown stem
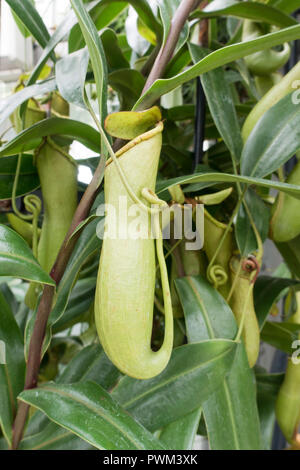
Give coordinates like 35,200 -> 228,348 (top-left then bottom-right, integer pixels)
11,159 -> 105,449
142,0 -> 201,93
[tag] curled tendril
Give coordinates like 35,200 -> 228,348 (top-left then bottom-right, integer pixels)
207,264 -> 228,289
242,255 -> 261,284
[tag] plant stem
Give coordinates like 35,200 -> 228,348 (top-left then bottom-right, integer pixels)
143,0 -> 201,93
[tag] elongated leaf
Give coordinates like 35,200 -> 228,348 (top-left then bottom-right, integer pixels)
276,235 -> 300,279
101,28 -> 130,72
69,2 -> 127,53
71,0 -> 107,124
159,409 -> 202,450
156,171 -> 300,199
0,79 -> 56,129
0,291 -> 25,445
25,342 -> 121,441
241,93 -> 300,178
19,382 -> 165,450
0,154 -> 39,200
5,0 -> 52,49
0,118 -> 100,156
109,69 -> 145,110
191,0 -> 297,28
261,321 -> 300,354
189,44 -> 243,162
176,276 -> 262,450
23,0 -> 101,95
20,421 -> 93,450
55,49 -> 89,109
134,25 -> 300,110
236,189 -> 270,256
112,340 -> 237,431
273,0 -> 300,14
254,276 -> 300,328
0,225 -> 55,285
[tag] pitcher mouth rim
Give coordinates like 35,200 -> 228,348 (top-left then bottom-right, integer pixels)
105,121 -> 164,168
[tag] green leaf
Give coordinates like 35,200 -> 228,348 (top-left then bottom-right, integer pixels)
276,235 -> 300,278
0,154 -> 39,201
0,79 -> 56,129
101,28 -> 130,72
189,45 -> 243,162
0,224 -> 55,286
5,0 -> 52,50
55,49 -> 89,110
236,189 -> 270,256
0,290 -> 25,445
159,409 -> 202,450
272,0 -> 300,14
175,276 -> 262,450
112,340 -> 237,431
134,24 -> 300,110
20,421 -> 94,450
19,381 -> 165,450
23,0 -> 101,93
191,0 -> 297,28
156,171 -> 300,199
71,0 -> 108,124
261,321 -> 300,354
69,2 -> 127,53
0,118 -> 100,156
241,93 -> 300,178
254,276 -> 300,329
109,69 -> 145,111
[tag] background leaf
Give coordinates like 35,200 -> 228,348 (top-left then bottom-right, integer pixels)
0,225 -> 55,286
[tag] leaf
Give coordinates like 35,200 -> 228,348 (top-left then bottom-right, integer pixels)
272,0 -> 300,14
254,276 -> 300,329
5,0 -> 52,49
71,0 -> 108,124
19,381 -> 165,450
0,118 -> 101,156
261,321 -> 300,354
276,235 -> 300,279
241,93 -> 300,178
191,0 -> 297,28
0,224 -> 55,286
24,342 -> 121,442
55,49 -> 89,110
175,276 -> 262,450
235,189 -> 270,256
189,44 -> 243,162
112,340 -> 237,431
109,69 -> 146,111
22,0 -> 101,94
156,171 -> 300,200
134,24 -> 300,110
0,290 -> 25,445
0,78 -> 56,129
159,409 -> 202,450
105,106 -> 161,139
20,421 -> 94,450
69,2 -> 127,53
101,28 -> 130,72
0,154 -> 39,200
